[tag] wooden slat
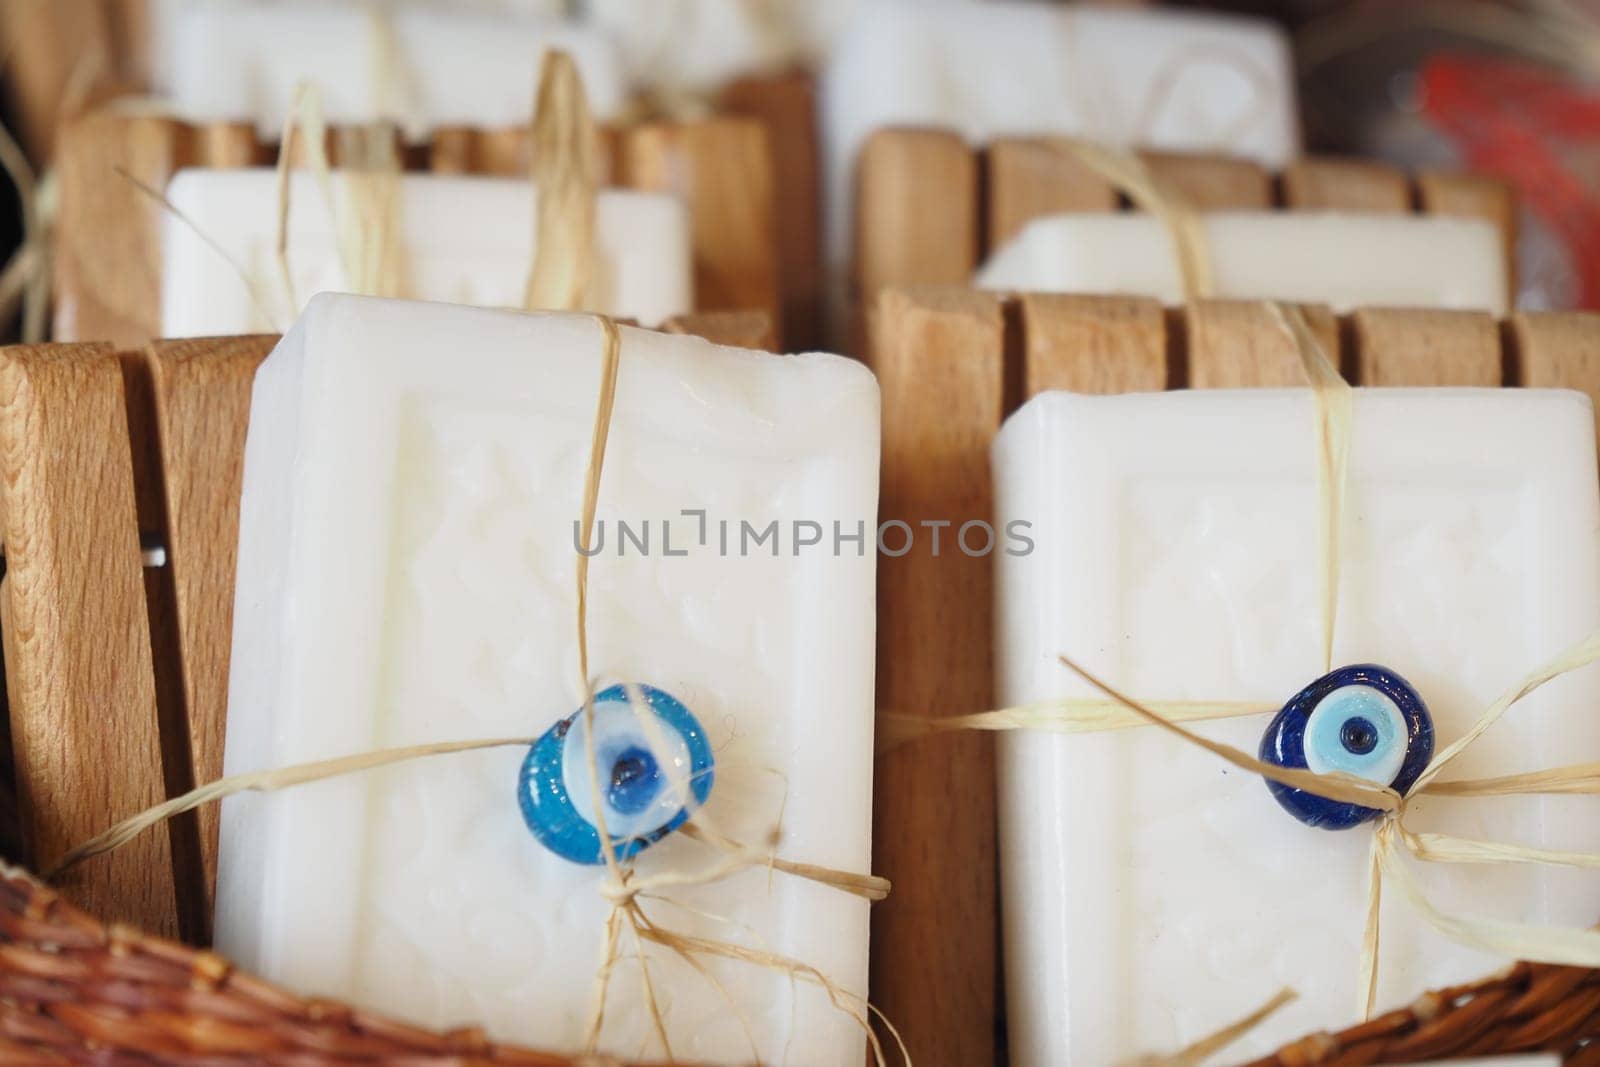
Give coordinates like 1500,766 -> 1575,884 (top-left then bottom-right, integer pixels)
469,127 -> 528,177
1020,293 -> 1168,395
1141,151 -> 1273,210
426,125 -> 619,185
1417,170 -> 1516,241
856,129 -> 981,306
1282,157 -> 1412,213
145,336 -> 274,922
985,136 -> 1117,250
1514,312 -> 1600,461
0,342 -> 178,936
54,112 -> 194,346
661,310 -> 776,352
196,121 -> 266,169
1187,301 -> 1340,389
1352,308 -> 1502,386
720,69 -> 822,350
870,286 -> 1002,1066
614,117 -> 782,339
117,348 -> 207,943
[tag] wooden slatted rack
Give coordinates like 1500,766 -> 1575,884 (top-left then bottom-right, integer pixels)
0,310 -> 771,945
851,130 -> 1519,342
867,289 -> 1600,1065
51,72 -> 821,351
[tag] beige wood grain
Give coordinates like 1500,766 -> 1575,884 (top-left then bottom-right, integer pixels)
870,286 -> 1002,1066
985,136 -> 1117,250
426,127 -> 476,174
0,342 -> 177,935
1351,308 -> 1502,386
471,126 -> 529,177
1141,150 -> 1273,209
616,118 -> 781,339
1282,157 -> 1411,213
197,122 -> 266,169
1187,300 -> 1340,389
856,129 -> 981,308
428,126 -> 618,183
54,111 -> 194,346
720,69 -> 823,351
1020,293 -> 1168,395
145,336 -> 274,922
1513,311 -> 1600,461
662,310 -> 776,352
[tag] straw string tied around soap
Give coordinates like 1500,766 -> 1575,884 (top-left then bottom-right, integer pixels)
525,49 -> 599,314
881,291 -> 1600,1054
567,315 -> 901,1064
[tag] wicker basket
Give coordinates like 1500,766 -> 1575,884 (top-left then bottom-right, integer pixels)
0,862 -> 627,1065
0,857 -> 1591,1065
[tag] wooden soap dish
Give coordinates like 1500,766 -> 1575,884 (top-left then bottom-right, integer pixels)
0,310 -> 771,950
50,71 -> 820,352
869,289 -> 1600,1064
852,130 -> 1517,333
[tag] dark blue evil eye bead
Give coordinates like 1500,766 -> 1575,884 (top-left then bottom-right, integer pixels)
518,684 -> 714,865
1258,665 -> 1433,830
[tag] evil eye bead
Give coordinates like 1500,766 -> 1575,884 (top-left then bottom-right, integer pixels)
1258,665 -> 1433,830
518,684 -> 714,865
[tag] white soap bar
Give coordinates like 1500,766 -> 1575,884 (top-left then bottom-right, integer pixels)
585,0 -> 858,94
161,1 -> 625,136
820,0 -> 1299,266
976,212 -> 1509,315
160,168 -> 692,336
216,294 -> 878,1063
994,389 -> 1600,1064
145,0 -> 571,85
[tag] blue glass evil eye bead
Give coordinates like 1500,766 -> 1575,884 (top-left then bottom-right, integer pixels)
518,684 -> 714,865
1258,665 -> 1433,830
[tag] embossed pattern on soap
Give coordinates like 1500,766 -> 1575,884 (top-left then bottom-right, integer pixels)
994,393 -> 1599,1066
350,396 -> 814,1059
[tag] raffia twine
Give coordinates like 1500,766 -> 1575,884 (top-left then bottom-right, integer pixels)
525,50 -> 599,313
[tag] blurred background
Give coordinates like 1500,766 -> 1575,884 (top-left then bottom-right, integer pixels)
5,0 -> 1600,328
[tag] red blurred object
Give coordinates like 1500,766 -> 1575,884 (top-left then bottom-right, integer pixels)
1423,53 -> 1600,308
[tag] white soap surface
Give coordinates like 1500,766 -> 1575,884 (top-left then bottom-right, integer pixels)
217,294 -> 878,1064
586,0 -> 858,94
160,169 -> 692,337
162,1 -> 624,136
975,212 -> 1509,315
821,0 -> 1299,265
994,389 -> 1600,1064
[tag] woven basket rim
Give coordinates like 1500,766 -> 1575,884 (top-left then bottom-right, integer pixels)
0,861 -> 1594,1064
